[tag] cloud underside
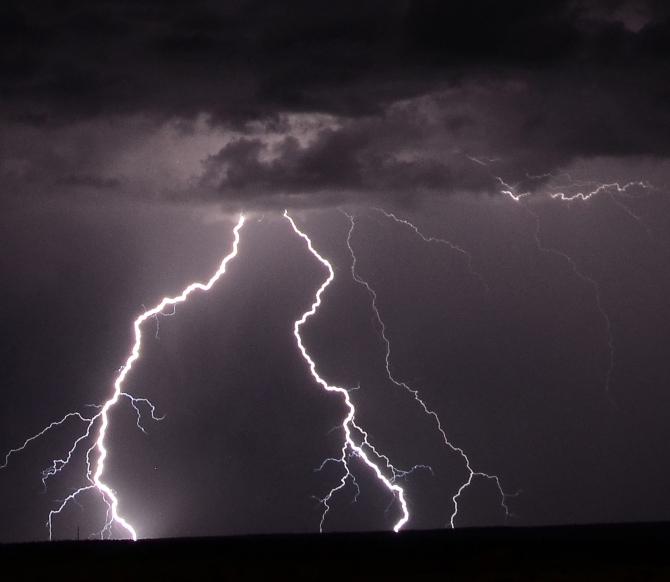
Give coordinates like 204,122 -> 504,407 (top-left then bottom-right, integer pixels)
2,1 -> 670,208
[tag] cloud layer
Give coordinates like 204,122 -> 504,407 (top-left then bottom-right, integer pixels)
2,1 -> 669,208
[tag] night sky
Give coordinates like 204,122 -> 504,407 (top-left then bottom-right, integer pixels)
2,1 -> 670,542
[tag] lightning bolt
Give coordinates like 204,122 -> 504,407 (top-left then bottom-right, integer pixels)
465,152 -> 655,222
464,161 -> 637,396
1,214 -> 246,540
373,208 -> 490,293
495,176 -> 532,202
528,207 -> 615,394
342,210 -> 508,527
547,180 -> 652,202
547,180 -> 655,238
498,185 -> 616,394
283,210 -> 410,532
496,168 -> 656,237
465,154 -> 503,167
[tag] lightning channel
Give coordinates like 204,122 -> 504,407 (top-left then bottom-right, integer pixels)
547,180 -> 652,202
478,166 -> 627,395
547,180 -> 656,238
373,208 -> 490,293
342,210 -> 508,527
530,208 -> 615,394
283,210 -> 410,532
496,170 -> 656,236
1,214 -> 246,540
500,189 -> 616,395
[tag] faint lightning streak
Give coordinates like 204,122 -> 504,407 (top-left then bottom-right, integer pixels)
0,412 -> 93,470
283,210 -> 409,533
464,154 -> 503,168
464,161 -> 641,396
373,208 -> 489,293
120,393 -> 166,434
2,214 -> 245,540
503,192 -> 616,394
342,210 -> 508,527
40,415 -> 98,490
529,209 -> 615,394
607,195 -> 652,236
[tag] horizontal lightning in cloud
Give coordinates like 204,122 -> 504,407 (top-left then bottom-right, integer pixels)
546,180 -> 656,238
473,156 -> 655,234
547,180 -> 653,202
460,156 -> 649,399
499,187 -> 616,396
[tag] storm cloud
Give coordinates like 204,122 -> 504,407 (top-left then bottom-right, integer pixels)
2,0 -> 670,208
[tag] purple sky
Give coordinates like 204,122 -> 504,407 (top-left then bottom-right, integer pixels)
1,1 -> 670,541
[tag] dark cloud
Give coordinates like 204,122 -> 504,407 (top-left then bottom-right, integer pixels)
199,101 -> 499,209
1,1 -> 670,207
200,72 -> 670,208
56,173 -> 121,190
2,0 -> 669,124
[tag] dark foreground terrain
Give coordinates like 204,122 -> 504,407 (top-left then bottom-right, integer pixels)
2,522 -> 670,580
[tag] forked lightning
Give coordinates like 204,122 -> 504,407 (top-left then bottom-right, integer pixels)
284,210 -> 410,532
1,215 -> 246,539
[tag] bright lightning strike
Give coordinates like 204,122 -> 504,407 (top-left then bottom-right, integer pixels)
342,210 -> 508,527
283,210 -> 410,532
1,214 -> 246,540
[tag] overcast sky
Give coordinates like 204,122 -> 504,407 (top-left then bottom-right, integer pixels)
1,1 -> 670,542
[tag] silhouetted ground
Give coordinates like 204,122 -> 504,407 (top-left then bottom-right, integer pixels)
2,522 -> 670,580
